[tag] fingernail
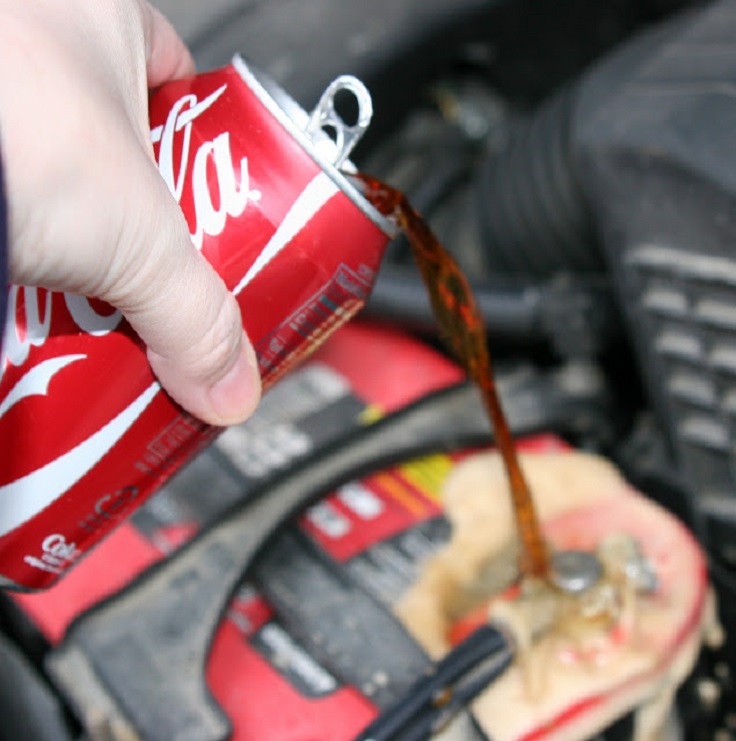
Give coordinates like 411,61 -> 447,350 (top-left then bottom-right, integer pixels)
208,334 -> 261,425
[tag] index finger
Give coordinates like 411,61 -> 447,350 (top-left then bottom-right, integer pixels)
142,1 -> 196,88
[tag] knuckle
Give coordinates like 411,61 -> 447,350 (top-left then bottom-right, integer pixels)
184,294 -> 243,383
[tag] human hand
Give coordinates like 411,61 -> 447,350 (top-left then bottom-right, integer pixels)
0,0 -> 261,425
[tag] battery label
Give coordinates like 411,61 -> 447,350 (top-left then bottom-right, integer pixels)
251,621 -> 340,698
11,323 -> 467,741
131,362 -> 365,539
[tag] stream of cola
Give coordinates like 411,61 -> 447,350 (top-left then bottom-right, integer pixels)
359,174 -> 550,580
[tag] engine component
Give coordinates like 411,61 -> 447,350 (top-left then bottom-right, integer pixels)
574,0 -> 736,587
474,86 -> 599,276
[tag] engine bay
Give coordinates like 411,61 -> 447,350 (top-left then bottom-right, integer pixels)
3,0 -> 736,739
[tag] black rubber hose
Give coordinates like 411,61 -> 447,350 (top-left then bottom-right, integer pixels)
365,266 -> 618,356
366,267 -> 544,341
365,89 -> 613,350
474,87 -> 602,276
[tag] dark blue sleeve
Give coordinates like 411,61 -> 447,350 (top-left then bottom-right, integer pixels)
0,145 -> 6,335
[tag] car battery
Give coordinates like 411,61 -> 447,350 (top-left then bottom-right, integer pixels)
10,322 -> 713,741
12,321 -> 467,739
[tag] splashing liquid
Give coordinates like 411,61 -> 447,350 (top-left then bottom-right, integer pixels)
360,175 -> 549,580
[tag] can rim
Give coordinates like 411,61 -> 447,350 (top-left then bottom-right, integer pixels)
231,54 -> 399,239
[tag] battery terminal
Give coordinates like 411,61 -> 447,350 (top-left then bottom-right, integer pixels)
486,535 -> 659,699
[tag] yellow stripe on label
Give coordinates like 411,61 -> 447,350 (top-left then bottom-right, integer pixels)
359,403 -> 384,426
397,454 -> 454,504
373,472 -> 427,516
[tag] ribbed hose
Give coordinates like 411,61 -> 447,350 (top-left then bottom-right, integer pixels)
475,87 -> 602,275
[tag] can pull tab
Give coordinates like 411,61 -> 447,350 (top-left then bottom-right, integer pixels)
306,76 -> 373,170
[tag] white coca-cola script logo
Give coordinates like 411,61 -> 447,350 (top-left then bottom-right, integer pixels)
24,533 -> 81,575
0,79 -> 341,538
1,289 -> 124,413
151,83 -> 263,250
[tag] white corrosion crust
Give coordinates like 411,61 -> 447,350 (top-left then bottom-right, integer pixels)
394,451 -> 714,741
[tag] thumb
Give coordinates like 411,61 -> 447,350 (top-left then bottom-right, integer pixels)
138,3 -> 262,424
111,163 -> 262,427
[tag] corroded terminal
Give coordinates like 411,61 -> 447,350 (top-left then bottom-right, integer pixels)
598,532 -> 659,594
395,450 -> 715,741
550,550 -> 603,595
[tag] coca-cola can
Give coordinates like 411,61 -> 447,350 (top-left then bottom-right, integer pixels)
0,55 -> 396,590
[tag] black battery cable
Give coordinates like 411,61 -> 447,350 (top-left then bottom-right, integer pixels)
353,622 -> 515,741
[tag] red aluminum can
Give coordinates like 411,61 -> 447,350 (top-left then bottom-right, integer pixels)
0,55 -> 395,590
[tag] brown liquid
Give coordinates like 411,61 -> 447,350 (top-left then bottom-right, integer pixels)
360,175 -> 549,580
